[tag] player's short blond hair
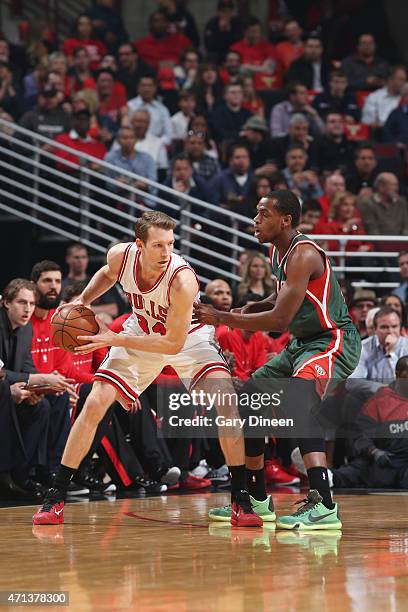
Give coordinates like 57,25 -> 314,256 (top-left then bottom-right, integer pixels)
134,211 -> 176,243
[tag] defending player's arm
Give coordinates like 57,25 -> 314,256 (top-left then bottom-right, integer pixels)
76,269 -> 198,355
194,246 -> 319,332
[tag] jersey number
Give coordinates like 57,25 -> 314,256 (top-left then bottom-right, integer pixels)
136,313 -> 166,336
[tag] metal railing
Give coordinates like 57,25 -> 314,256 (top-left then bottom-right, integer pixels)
0,116 -> 407,288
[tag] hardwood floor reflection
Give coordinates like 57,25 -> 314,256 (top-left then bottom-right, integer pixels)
1,492 -> 408,611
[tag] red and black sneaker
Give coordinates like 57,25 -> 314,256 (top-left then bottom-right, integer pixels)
231,490 -> 263,527
32,488 -> 65,525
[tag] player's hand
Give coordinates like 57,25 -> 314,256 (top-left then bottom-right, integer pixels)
75,329 -> 119,353
193,302 -> 221,326
51,298 -> 86,322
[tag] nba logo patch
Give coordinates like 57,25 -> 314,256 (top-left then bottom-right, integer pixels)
314,364 -> 326,376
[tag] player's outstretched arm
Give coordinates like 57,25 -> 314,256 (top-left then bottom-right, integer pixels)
77,243 -> 128,307
76,268 -> 198,354
194,247 -> 318,332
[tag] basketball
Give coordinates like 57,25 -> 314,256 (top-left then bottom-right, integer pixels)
51,304 -> 100,353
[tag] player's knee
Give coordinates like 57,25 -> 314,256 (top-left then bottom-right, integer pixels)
81,392 -> 110,427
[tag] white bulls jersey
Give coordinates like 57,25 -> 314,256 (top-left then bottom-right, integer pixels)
117,242 -> 210,343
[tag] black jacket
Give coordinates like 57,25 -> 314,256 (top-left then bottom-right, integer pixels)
0,307 -> 36,384
286,57 -> 330,91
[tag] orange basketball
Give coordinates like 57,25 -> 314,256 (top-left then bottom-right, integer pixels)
51,304 -> 99,353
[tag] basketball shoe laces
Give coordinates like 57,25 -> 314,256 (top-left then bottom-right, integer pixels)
40,488 -> 62,512
292,491 -> 321,516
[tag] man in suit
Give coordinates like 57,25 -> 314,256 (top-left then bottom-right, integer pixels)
286,35 -> 329,92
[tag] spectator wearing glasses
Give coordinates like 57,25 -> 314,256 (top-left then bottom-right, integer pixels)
117,43 -> 156,100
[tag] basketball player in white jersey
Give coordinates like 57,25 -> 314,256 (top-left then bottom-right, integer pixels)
33,212 -> 265,527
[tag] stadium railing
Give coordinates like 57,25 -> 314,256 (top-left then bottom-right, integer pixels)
0,117 -> 406,289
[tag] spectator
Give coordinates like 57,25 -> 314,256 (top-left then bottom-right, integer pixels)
193,62 -> 223,116
240,115 -> 275,174
158,0 -> 200,48
365,306 -> 380,337
282,145 -> 323,200
362,65 -> 407,128
275,19 -> 304,72
393,251 -> 408,304
117,43 -> 156,100
217,293 -> 269,380
270,113 -> 321,171
19,83 -> 71,141
72,88 -> 116,147
0,278 -> 52,500
61,245 -> 124,317
296,198 -> 322,233
209,82 -> 252,145
62,243 -> 89,290
0,61 -> 20,119
63,14 -> 107,71
160,152 -> 208,216
84,0 -> 128,54
219,50 -> 243,86
99,54 -> 118,73
341,33 -> 390,91
246,175 -> 275,218
332,356 -> 408,489
183,130 -> 220,182
105,126 -> 157,192
134,10 -> 191,71
358,173 -> 408,237
286,35 -> 329,91
231,16 -> 277,75
383,294 -> 407,329
317,113 -> 355,174
204,278 -> 233,312
319,191 -> 373,254
67,47 -> 96,95
242,75 -> 265,118
95,67 -> 127,127
204,0 -> 243,64
383,82 -> 408,147
347,306 -> 408,397
236,252 -> 274,300
318,172 -> 346,222
129,109 -> 169,181
173,48 -> 200,90
209,143 -> 253,213
345,143 -> 378,197
313,69 -> 360,122
350,288 -> 378,340
54,109 -> 107,173
270,82 -> 325,138
171,90 -> 196,142
188,114 -> 219,159
128,76 -> 173,145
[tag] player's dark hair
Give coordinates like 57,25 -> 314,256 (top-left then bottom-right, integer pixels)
265,189 -> 301,227
374,305 -> 401,328
30,260 -> 61,283
396,356 -> 408,377
1,278 -> 38,305
135,211 -> 176,243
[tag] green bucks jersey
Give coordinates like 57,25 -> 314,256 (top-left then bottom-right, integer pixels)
269,233 -> 352,339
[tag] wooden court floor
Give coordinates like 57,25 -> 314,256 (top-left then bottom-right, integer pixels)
1,491 -> 408,611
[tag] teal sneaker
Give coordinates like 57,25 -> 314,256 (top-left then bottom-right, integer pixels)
276,490 -> 342,530
209,495 -> 276,522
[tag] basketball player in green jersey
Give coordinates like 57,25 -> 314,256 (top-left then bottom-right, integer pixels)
194,189 -> 361,529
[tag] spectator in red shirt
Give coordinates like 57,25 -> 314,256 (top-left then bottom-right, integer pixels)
242,74 -> 264,118
231,16 -> 277,75
275,20 -> 304,72
134,10 -> 191,71
63,14 -> 107,71
95,67 -> 128,126
318,172 -> 346,222
54,109 -> 107,173
317,191 -> 373,254
67,47 -> 96,95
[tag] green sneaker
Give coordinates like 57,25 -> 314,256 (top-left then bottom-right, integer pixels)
276,490 -> 342,530
209,495 -> 276,522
